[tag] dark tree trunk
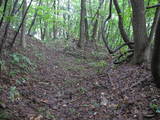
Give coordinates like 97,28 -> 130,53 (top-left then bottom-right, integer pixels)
0,0 -> 3,6
28,0 -> 41,35
15,0 -> 24,14
0,0 -> 18,54
0,0 -> 8,28
151,13 -> 160,88
77,0 -> 87,48
149,7 -> 160,42
10,0 -> 33,48
130,0 -> 148,64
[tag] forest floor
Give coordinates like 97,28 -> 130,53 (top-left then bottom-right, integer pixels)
1,35 -> 160,120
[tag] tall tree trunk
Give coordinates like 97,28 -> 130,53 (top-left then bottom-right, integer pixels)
0,0 -> 18,53
130,0 -> 148,64
53,0 -> 57,39
28,0 -> 41,35
77,0 -> 87,48
20,0 -> 27,48
149,7 -> 160,42
67,0 -> 70,39
151,10 -> 160,88
91,0 -> 104,48
10,0 -> 33,48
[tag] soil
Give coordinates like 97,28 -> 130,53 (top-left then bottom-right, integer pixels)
0,32 -> 160,120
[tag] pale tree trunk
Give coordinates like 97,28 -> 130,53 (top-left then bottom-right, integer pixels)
77,0 -> 87,48
67,0 -> 70,39
130,0 -> 148,64
20,0 -> 27,48
53,0 -> 58,39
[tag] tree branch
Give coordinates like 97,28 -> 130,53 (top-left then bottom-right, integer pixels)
147,3 -> 160,9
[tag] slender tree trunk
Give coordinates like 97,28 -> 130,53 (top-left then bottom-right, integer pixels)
15,0 -> 24,14
77,0 -> 87,48
149,7 -> 160,42
113,0 -> 133,49
67,0 -> 70,39
0,0 -> 18,53
0,0 -> 8,28
53,0 -> 57,39
20,0 -> 27,48
40,19 -> 46,40
10,0 -> 33,48
28,0 -> 41,35
0,0 -> 3,6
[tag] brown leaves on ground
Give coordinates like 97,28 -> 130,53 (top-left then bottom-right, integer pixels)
0,38 -> 160,120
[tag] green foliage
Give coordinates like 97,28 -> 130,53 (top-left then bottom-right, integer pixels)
16,77 -> 29,85
78,87 -> 87,94
88,60 -> 107,68
69,108 -> 76,114
0,60 -> 6,71
0,87 -> 3,95
149,103 -> 160,113
8,86 -> 20,102
10,53 -> 32,65
9,70 -> 20,77
150,103 -> 158,111
10,53 -> 35,73
0,111 -> 11,120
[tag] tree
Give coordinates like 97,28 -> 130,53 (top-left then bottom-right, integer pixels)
10,0 -> 33,48
28,0 -> 42,35
151,13 -> 160,88
0,0 -> 3,7
20,0 -> 27,48
0,0 -> 8,28
130,0 -> 148,64
91,0 -> 104,48
77,0 -> 87,48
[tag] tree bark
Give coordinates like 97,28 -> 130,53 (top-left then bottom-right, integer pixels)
130,0 -> 148,64
10,0 -> 33,48
148,7 -> 160,42
28,0 -> 41,35
0,0 -> 18,53
151,11 -> 160,88
20,0 -> 27,48
0,0 -> 3,6
0,0 -> 8,28
77,0 -> 87,48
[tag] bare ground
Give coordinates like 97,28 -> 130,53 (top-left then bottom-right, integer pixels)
0,37 -> 160,120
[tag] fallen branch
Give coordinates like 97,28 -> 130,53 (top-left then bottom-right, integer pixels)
113,49 -> 134,64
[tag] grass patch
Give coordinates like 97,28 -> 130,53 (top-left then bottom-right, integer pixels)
88,60 -> 107,68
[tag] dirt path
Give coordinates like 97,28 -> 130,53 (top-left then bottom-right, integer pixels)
2,40 -> 160,120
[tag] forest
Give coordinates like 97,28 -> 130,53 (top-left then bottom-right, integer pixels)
0,0 -> 160,119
